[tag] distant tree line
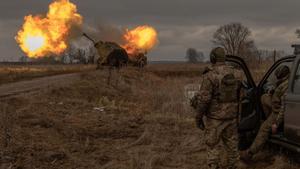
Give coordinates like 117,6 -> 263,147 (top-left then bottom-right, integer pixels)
63,44 -> 97,64
20,44 -> 97,64
186,22 -> 291,68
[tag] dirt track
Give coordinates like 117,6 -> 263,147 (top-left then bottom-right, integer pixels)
0,67 -> 298,169
0,73 -> 81,98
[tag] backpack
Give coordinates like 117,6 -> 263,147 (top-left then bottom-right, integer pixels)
217,73 -> 240,103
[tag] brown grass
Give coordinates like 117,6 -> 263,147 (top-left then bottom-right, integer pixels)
0,64 -> 296,169
146,63 -> 207,78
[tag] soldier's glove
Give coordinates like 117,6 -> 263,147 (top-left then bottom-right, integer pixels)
271,124 -> 278,134
190,96 -> 198,109
195,113 -> 205,130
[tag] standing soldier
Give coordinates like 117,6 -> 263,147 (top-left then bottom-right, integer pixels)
191,47 -> 241,169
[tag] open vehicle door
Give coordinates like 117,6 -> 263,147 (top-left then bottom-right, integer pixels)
252,55 -> 297,151
257,56 -> 296,119
251,56 -> 296,150
223,55 -> 297,150
226,55 -> 297,148
226,55 -> 260,149
227,54 -> 298,151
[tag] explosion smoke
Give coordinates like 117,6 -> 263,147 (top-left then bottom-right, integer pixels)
83,23 -> 158,57
82,22 -> 124,45
122,25 -> 158,56
15,0 -> 83,58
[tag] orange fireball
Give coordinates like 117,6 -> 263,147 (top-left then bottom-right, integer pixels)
16,0 -> 82,58
123,25 -> 158,55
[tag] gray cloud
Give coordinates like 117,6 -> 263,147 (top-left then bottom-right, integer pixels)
1,0 -> 300,61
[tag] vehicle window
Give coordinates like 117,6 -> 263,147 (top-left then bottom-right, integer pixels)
293,62 -> 300,94
262,62 -> 292,94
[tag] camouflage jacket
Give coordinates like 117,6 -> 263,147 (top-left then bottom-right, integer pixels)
191,64 -> 241,120
272,78 -> 289,124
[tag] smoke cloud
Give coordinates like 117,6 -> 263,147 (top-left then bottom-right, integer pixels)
82,20 -> 125,44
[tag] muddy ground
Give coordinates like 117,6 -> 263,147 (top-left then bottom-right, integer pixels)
0,65 -> 298,169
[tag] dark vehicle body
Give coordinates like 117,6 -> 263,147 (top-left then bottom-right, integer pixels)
94,41 -> 129,69
227,52 -> 300,152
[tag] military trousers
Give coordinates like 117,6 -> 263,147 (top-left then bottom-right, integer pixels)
261,94 -> 272,118
204,118 -> 239,169
248,112 -> 278,154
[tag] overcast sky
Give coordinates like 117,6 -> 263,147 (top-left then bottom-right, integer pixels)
1,0 -> 300,61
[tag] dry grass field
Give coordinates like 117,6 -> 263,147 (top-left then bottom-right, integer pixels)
0,63 -> 298,169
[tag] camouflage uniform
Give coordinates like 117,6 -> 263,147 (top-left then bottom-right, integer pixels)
191,47 -> 241,169
261,94 -> 272,117
244,66 -> 290,158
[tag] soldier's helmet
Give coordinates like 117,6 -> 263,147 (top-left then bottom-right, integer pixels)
210,47 -> 226,64
275,65 -> 290,80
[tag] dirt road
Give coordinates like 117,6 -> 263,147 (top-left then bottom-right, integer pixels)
0,73 -> 81,99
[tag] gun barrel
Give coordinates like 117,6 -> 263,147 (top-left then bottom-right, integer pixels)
82,33 -> 96,45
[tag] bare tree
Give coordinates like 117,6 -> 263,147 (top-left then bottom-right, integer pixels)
198,51 -> 205,62
212,23 -> 253,57
77,49 -> 87,64
296,29 -> 300,38
186,48 -> 198,63
67,44 -> 77,63
186,48 -> 205,63
67,45 -> 90,64
87,46 -> 96,64
258,49 -> 285,62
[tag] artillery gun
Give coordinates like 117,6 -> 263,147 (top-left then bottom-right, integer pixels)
82,33 -> 128,69
83,33 -> 148,69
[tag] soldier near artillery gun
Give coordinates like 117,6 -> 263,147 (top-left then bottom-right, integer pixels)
190,47 -> 242,169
